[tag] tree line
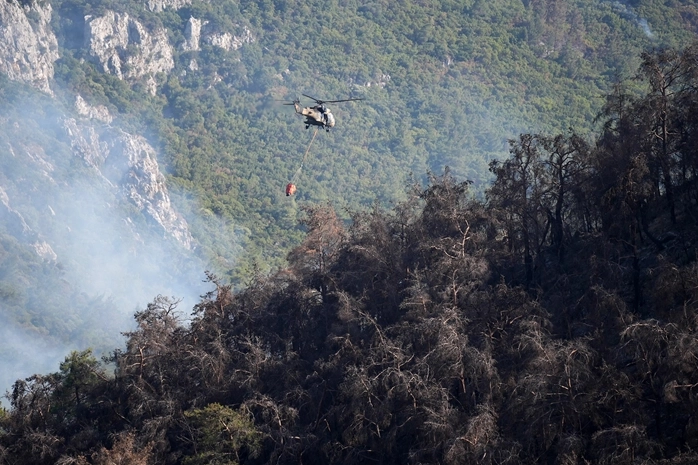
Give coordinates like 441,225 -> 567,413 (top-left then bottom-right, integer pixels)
2,44 -> 698,464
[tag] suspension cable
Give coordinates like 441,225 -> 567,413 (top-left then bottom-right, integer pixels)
291,128 -> 319,184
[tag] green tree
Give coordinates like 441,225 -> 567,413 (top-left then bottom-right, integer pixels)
183,403 -> 261,465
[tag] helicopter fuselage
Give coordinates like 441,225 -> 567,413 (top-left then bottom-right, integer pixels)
294,102 -> 335,129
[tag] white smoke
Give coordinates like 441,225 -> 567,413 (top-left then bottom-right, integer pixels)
0,313 -> 72,405
0,93 -> 231,405
611,1 -> 655,38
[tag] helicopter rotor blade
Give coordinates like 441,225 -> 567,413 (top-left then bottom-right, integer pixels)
321,98 -> 364,104
302,94 -> 363,105
275,98 -> 300,106
302,93 -> 322,104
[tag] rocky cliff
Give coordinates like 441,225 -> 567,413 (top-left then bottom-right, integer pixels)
64,101 -> 194,250
0,0 -> 255,95
204,26 -> 255,51
183,17 -> 255,52
108,129 -> 194,250
146,0 -> 192,12
0,1 -> 200,254
0,0 -> 258,263
74,94 -> 113,123
182,17 -> 203,52
0,0 -> 59,94
0,185 -> 57,262
84,11 -> 174,94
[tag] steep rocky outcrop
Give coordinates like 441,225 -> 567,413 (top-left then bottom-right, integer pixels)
146,0 -> 192,12
183,17 -> 255,52
84,11 -> 174,94
0,185 -> 57,262
182,17 -> 203,52
63,116 -> 194,250
203,27 -> 255,51
108,130 -> 194,249
63,117 -> 111,178
74,94 -> 113,124
6,136 -> 56,181
0,0 -> 59,93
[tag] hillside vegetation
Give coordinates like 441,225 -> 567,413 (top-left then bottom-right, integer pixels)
47,0 -> 695,275
3,44 -> 698,465
5,0 -> 694,390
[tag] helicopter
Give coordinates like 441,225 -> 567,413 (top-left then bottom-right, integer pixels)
284,94 -> 363,131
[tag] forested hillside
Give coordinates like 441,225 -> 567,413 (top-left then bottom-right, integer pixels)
5,0 -> 696,395
47,0 -> 695,273
3,44 -> 698,465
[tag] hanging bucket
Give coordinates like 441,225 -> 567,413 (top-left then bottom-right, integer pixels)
285,183 -> 297,196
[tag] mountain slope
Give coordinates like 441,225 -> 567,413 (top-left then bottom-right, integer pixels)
0,0 -> 696,399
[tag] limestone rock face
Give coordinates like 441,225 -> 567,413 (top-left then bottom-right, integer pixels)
63,116 -> 194,249
84,11 -> 174,94
203,25 -> 255,51
0,185 -> 57,262
0,0 -> 59,93
108,130 -> 194,250
63,117 -> 110,177
146,0 -> 192,13
183,17 -> 255,52
74,95 -> 113,124
182,17 -> 203,51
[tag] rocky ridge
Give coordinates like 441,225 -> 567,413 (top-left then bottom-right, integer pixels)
183,16 -> 255,52
74,94 -> 113,123
0,0 -> 59,94
84,11 -> 174,95
64,99 -> 194,250
0,0 -> 257,255
107,129 -> 194,250
203,26 -> 255,51
0,1 -> 256,95
0,181 -> 57,262
146,0 -> 193,12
